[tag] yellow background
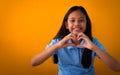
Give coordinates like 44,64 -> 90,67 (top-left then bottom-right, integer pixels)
0,0 -> 120,75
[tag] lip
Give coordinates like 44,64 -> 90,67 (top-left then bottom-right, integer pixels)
73,27 -> 82,31
74,28 -> 80,31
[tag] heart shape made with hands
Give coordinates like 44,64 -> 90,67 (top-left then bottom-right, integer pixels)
70,34 -> 84,47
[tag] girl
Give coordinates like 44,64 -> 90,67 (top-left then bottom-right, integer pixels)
31,6 -> 120,75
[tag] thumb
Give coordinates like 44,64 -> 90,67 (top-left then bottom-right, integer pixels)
76,44 -> 84,48
69,43 -> 76,46
65,43 -> 76,47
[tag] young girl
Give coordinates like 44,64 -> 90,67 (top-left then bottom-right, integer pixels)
31,6 -> 120,75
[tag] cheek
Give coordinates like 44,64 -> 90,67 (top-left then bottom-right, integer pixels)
67,26 -> 73,32
83,27 -> 86,32
82,23 -> 87,31
65,22 -> 71,29
66,23 -> 72,29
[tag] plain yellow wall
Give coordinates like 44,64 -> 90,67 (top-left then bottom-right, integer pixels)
0,0 -> 120,75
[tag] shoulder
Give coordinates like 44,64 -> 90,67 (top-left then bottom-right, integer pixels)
92,37 -> 103,46
92,38 -> 98,44
46,37 -> 61,48
50,37 -> 61,43
92,37 -> 106,51
92,38 -> 103,45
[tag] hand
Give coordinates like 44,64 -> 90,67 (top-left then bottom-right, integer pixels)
57,32 -> 95,50
76,32 -> 95,50
57,33 -> 77,48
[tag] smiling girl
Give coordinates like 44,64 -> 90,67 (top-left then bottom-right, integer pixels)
31,6 -> 120,75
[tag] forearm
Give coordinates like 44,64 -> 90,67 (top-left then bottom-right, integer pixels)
93,45 -> 120,72
31,43 -> 59,66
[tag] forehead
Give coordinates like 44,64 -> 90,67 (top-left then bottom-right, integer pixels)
68,10 -> 85,19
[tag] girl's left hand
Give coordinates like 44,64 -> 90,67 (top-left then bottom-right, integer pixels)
76,32 -> 95,50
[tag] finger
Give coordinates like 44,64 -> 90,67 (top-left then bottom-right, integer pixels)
64,43 -> 76,47
76,44 -> 84,48
76,32 -> 83,39
67,33 -> 77,41
78,33 -> 89,40
80,32 -> 88,38
77,36 -> 83,41
65,33 -> 73,39
70,33 -> 77,38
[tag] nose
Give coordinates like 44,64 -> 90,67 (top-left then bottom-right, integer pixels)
74,20 -> 80,26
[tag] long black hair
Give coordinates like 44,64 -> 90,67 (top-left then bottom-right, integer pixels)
53,6 -> 92,68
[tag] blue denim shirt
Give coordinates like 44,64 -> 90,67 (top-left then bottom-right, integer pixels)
46,38 -> 106,75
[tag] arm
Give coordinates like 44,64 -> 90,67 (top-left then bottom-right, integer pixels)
31,33 -> 76,66
92,45 -> 120,72
76,32 -> 120,72
31,43 -> 59,66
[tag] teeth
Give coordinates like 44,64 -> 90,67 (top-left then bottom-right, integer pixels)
74,28 -> 80,31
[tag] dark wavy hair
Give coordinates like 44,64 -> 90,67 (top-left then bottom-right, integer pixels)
53,6 -> 92,68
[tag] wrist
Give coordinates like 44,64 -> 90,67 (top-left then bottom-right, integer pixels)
91,44 -> 98,52
54,42 -> 61,50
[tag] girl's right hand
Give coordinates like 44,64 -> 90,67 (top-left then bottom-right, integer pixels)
56,33 -> 76,48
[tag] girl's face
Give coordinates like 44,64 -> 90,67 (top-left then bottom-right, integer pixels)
65,10 -> 87,35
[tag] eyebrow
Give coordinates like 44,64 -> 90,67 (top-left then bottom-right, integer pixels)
68,17 -> 85,19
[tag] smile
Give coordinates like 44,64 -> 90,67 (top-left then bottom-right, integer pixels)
73,27 -> 82,31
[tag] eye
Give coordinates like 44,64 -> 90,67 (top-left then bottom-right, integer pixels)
70,19 -> 75,22
79,19 -> 85,22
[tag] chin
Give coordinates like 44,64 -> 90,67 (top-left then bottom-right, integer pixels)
73,31 -> 82,35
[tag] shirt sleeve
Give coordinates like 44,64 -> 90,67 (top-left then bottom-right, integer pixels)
92,38 -> 106,57
46,38 -> 59,55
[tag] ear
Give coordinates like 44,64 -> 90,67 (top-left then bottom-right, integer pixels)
65,21 -> 69,29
